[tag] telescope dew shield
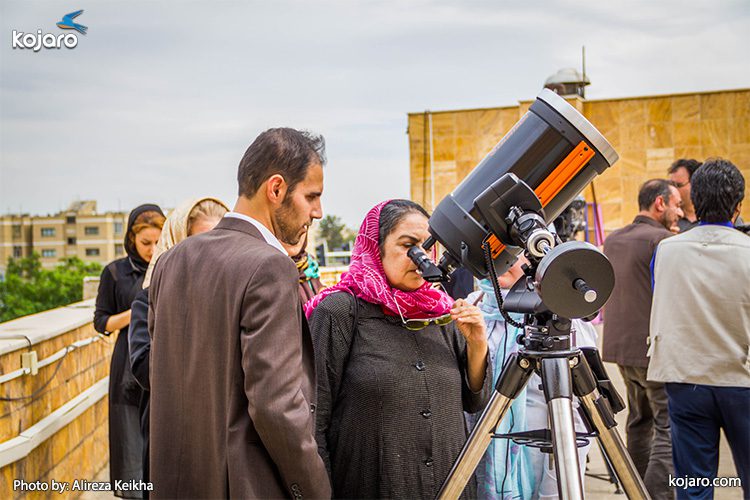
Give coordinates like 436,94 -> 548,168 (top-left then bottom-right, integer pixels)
427,88 -> 618,278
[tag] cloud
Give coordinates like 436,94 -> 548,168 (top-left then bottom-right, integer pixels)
1,0 -> 748,225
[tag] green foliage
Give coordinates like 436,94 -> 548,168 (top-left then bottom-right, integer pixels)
0,253 -> 103,323
318,214 -> 351,250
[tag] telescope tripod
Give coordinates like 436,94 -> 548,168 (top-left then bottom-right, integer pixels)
437,318 -> 651,500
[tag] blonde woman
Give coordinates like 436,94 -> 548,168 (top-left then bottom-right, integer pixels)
127,197 -> 228,488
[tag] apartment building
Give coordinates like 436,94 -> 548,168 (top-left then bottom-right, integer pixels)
0,214 -> 33,267
0,201 -> 128,275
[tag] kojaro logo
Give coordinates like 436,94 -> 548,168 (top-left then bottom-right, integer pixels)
12,10 -> 87,52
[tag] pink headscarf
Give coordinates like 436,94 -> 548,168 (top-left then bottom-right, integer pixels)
304,200 -> 454,320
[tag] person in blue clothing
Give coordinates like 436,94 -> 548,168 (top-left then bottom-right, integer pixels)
467,255 -> 597,499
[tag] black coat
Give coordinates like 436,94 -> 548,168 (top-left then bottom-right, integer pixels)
128,287 -> 151,486
94,256 -> 147,498
93,203 -> 163,499
94,256 -> 147,403
310,292 -> 492,499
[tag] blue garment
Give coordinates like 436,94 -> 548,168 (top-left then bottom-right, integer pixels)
304,254 -> 321,280
698,221 -> 733,227
665,383 -> 750,499
474,280 -> 536,499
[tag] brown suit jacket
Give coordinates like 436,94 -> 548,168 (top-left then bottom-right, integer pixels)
602,215 -> 672,368
148,217 -> 331,499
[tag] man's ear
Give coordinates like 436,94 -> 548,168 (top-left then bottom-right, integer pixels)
266,174 -> 288,206
653,195 -> 666,213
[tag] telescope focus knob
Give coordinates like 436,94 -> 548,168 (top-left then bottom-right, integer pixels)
527,229 -> 555,259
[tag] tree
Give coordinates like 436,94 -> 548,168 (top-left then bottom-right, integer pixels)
0,254 -> 103,322
318,214 -> 350,250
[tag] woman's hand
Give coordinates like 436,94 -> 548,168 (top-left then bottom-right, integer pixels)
451,299 -> 487,347
105,309 -> 132,333
451,299 -> 488,392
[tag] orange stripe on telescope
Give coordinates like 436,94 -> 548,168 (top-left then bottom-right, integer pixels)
486,234 -> 506,259
535,141 -> 595,208
485,141 -> 595,260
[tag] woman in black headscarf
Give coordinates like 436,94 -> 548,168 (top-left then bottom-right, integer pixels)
94,203 -> 164,499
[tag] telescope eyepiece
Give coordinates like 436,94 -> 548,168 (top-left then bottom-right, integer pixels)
407,246 -> 447,283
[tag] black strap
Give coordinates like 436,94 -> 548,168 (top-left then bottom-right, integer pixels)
336,292 -> 359,398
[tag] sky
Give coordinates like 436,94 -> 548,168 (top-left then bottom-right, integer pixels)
1,0 -> 748,228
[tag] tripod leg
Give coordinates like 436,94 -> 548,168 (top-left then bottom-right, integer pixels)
437,352 -> 534,500
541,357 -> 585,500
572,353 -> 651,500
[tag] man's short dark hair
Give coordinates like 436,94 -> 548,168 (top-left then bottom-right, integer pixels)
691,158 -> 745,223
638,179 -> 674,210
667,158 -> 702,179
237,128 -> 326,198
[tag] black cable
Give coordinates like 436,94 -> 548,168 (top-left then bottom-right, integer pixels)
499,319 -> 512,497
482,240 -> 524,329
0,334 -> 111,402
480,239 -> 524,496
0,353 -> 67,402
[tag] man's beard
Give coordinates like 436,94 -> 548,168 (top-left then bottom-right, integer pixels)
275,198 -> 305,245
658,210 -> 673,230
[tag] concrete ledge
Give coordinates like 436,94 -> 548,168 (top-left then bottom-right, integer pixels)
0,299 -> 96,356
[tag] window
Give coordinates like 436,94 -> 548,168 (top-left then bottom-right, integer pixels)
114,222 -> 123,235
115,244 -> 124,255
84,226 -> 99,236
41,227 -> 55,237
85,248 -> 100,257
12,225 -> 21,238
66,216 -> 76,224
13,246 -> 23,258
42,249 -> 56,258
67,237 -> 77,245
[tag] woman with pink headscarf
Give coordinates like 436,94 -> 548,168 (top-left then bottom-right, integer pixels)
306,199 -> 492,499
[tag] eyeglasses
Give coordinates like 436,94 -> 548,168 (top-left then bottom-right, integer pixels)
393,301 -> 453,331
673,181 -> 690,189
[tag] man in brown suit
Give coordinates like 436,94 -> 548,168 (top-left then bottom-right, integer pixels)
148,128 -> 331,498
602,179 -> 682,500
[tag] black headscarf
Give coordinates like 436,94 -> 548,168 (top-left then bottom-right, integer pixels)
125,203 -> 165,273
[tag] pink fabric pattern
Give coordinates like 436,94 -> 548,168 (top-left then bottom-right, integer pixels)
304,200 -> 454,320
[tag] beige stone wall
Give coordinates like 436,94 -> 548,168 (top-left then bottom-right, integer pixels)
0,307 -> 113,499
408,89 -> 750,233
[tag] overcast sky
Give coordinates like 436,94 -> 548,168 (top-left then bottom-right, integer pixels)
1,0 -> 748,227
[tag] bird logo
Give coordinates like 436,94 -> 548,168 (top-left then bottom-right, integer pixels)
56,10 -> 87,35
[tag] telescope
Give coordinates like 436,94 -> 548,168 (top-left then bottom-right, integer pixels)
419,89 -> 650,500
